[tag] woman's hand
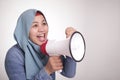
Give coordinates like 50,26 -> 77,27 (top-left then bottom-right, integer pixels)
45,56 -> 63,75
65,27 -> 76,38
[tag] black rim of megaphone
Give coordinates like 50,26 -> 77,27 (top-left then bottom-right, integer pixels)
69,31 -> 86,62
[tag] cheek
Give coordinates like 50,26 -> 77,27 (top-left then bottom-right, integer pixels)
43,26 -> 48,37
29,29 -> 36,40
45,26 -> 48,34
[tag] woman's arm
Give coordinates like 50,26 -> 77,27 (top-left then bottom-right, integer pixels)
61,56 -> 76,78
5,45 -> 53,80
60,27 -> 77,78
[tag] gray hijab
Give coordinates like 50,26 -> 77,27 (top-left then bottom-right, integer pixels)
14,9 -> 48,79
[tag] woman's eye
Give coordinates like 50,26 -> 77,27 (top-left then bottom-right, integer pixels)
43,23 -> 46,25
33,24 -> 38,27
42,21 -> 47,25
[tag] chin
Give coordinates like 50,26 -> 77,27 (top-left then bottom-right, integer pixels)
38,41 -> 46,46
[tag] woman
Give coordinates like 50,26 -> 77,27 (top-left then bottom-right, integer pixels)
5,9 -> 76,80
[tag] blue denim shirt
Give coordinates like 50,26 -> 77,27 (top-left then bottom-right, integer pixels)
5,44 -> 76,80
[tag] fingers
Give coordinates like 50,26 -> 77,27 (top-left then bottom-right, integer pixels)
49,56 -> 63,70
65,27 -> 76,38
45,56 -> 63,75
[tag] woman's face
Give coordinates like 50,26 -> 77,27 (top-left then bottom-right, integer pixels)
29,14 -> 48,45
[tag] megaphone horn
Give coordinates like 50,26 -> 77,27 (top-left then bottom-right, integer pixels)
40,31 -> 86,62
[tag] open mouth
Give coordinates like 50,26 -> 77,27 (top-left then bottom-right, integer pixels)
37,33 -> 46,42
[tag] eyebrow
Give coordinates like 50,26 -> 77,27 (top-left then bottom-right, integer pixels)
32,21 -> 38,23
32,20 -> 46,23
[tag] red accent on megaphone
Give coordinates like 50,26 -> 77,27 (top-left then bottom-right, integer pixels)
40,40 -> 49,56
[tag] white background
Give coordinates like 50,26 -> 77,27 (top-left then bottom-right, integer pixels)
0,0 -> 120,80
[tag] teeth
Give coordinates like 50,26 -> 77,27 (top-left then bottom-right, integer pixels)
38,34 -> 44,37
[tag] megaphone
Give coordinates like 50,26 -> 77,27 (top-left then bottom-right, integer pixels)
40,31 -> 86,62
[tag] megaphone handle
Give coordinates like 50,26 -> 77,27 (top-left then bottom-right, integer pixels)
57,55 -> 66,73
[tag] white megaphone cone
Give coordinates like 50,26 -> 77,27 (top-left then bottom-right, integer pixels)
40,31 -> 86,62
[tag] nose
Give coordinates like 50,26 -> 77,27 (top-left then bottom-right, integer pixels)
38,24 -> 44,32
